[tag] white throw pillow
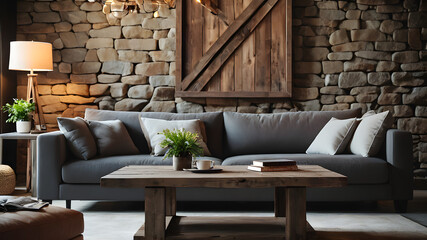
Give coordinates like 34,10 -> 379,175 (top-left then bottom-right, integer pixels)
349,111 -> 391,157
306,117 -> 357,155
139,117 -> 211,156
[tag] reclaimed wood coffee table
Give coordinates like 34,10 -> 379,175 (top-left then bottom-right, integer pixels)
101,165 -> 346,240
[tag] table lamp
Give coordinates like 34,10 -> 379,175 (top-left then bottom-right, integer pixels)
9,41 -> 53,131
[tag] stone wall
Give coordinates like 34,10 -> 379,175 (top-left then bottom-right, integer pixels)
16,0 -> 177,126
15,0 -> 427,180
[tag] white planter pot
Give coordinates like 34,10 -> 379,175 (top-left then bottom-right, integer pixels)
16,121 -> 31,133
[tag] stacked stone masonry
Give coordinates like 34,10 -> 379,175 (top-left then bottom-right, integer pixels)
16,0 -> 427,178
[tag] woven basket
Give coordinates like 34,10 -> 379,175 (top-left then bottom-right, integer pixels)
0,165 -> 16,194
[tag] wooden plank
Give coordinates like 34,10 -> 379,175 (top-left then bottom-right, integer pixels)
188,0 -> 280,92
286,187 -> 306,240
255,11 -> 271,92
166,187 -> 176,216
190,0 -> 203,71
104,165 -> 345,176
237,97 -> 285,104
202,7 -> 219,55
181,97 -> 206,105
284,0 -> 292,96
181,0 -> 267,90
203,7 -> 221,92
219,0 -> 235,92
233,0 -> 244,91
166,216 -> 287,240
136,217 -> 315,240
175,0 -> 183,90
101,165 -> 347,189
274,187 -> 286,217
145,187 -> 166,240
182,0 -> 192,77
270,0 -> 287,93
176,90 -> 290,98
205,98 -> 238,106
242,0 -> 256,92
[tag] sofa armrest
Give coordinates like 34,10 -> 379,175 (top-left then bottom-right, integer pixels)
37,131 -> 67,200
386,129 -> 413,200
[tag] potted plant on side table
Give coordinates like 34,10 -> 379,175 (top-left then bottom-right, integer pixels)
160,129 -> 204,171
2,99 -> 36,133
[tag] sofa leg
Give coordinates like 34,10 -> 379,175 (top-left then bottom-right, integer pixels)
394,200 -> 408,213
66,200 -> 71,209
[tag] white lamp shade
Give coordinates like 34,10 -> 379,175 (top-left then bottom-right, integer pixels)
9,41 -> 53,72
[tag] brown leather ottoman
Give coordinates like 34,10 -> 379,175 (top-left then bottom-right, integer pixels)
0,205 -> 84,240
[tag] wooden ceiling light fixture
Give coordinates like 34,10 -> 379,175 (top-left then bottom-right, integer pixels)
97,0 -> 228,25
98,0 -> 176,17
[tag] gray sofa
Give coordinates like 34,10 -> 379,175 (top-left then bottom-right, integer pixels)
37,108 -> 413,212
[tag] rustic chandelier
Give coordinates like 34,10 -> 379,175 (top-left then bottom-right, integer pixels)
93,0 -> 175,17
91,0 -> 228,24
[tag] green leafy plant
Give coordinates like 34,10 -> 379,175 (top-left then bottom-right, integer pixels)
2,99 -> 35,123
160,129 -> 204,159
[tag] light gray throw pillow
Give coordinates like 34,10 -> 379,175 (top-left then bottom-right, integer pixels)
57,117 -> 97,160
306,117 -> 357,155
88,119 -> 140,157
349,110 -> 392,157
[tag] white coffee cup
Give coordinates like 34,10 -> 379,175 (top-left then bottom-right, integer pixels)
195,160 -> 215,170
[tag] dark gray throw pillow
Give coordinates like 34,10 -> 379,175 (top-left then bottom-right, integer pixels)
57,117 -> 97,160
88,119 -> 140,157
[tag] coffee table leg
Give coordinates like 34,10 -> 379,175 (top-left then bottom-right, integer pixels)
145,187 -> 166,240
166,187 -> 176,216
274,187 -> 287,217
285,187 -> 306,240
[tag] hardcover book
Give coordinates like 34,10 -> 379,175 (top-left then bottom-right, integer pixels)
247,165 -> 298,172
252,159 -> 297,167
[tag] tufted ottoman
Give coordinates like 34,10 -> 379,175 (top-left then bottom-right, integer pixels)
0,205 -> 84,240
0,165 -> 15,194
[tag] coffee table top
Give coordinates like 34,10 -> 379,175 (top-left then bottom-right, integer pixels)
101,165 -> 346,189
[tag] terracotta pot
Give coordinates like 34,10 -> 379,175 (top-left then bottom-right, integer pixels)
173,156 -> 192,171
16,121 -> 31,133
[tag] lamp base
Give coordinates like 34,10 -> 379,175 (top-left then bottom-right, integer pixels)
26,74 -> 47,131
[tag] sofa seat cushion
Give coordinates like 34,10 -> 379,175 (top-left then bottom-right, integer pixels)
0,205 -> 83,240
62,155 -> 223,184
222,154 -> 388,185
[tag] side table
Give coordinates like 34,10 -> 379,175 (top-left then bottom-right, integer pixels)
0,132 -> 41,196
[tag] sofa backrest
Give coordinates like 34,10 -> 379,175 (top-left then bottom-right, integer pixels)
223,108 -> 362,156
85,109 -> 224,157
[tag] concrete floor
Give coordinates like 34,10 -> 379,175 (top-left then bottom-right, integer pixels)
48,190 -> 427,240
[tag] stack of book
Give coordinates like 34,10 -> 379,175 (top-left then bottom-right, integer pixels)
247,159 -> 298,172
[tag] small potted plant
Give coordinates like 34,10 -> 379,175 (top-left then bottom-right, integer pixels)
160,128 -> 204,171
2,99 -> 35,133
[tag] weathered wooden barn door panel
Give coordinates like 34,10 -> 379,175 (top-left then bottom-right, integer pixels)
176,0 -> 292,98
